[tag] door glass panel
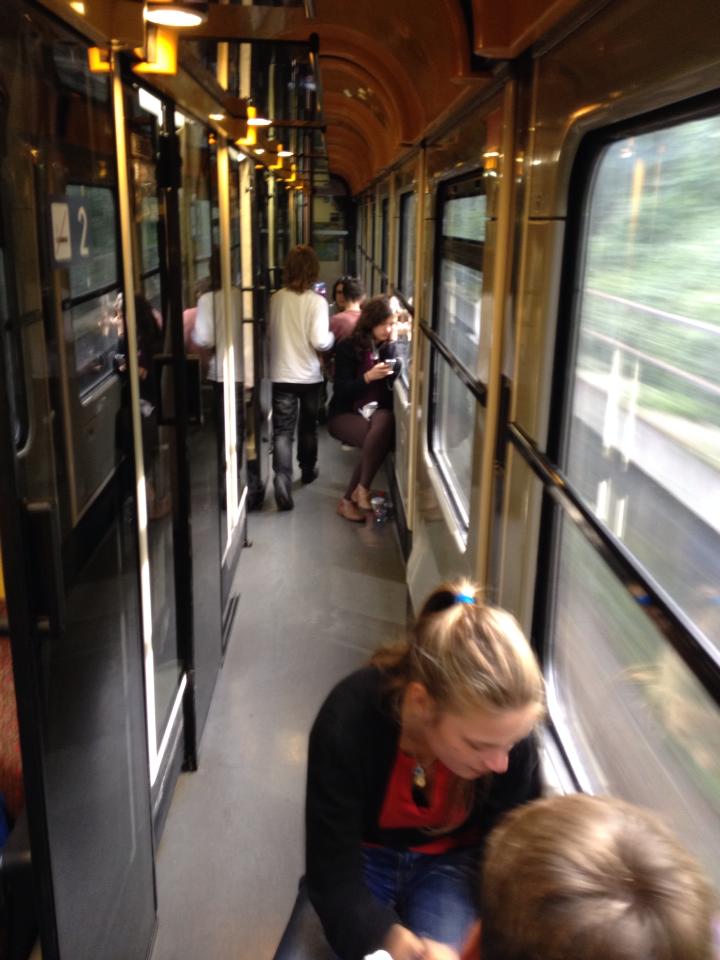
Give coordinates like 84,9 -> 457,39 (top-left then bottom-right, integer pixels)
566,117 -> 720,651
178,114 -> 223,739
1,6 -> 156,955
126,88 -> 181,741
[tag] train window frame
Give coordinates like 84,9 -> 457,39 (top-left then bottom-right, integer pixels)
425,170 -> 488,539
517,96 -> 720,879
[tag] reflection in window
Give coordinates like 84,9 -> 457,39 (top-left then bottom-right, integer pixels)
431,355 -> 477,523
550,518 -> 720,887
566,116 -> 720,652
69,293 -> 120,396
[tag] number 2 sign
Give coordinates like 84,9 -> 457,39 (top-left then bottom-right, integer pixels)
50,195 -> 92,267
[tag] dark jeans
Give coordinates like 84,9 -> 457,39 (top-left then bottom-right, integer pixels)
273,846 -> 480,960
272,382 -> 322,481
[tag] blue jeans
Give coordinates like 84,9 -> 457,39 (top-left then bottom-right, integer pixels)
273,846 -> 480,960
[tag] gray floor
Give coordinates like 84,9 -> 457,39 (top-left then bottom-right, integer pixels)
150,431 -> 408,960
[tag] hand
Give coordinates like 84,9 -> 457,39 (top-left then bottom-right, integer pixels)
383,923 -> 427,960
421,939 -> 460,960
365,361 -> 394,382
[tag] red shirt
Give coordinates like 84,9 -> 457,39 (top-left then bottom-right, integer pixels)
375,747 -> 471,853
330,308 -> 361,342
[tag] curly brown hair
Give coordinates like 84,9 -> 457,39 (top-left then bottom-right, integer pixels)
350,295 -> 394,351
283,245 -> 320,292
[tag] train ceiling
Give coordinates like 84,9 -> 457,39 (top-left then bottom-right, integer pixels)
41,0 -> 586,193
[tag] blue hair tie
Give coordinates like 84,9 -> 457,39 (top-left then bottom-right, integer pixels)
455,592 -> 475,605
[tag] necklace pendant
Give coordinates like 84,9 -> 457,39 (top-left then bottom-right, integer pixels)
413,763 -> 427,790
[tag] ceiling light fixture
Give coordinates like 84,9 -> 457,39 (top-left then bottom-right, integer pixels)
144,3 -> 207,28
254,148 -> 265,155
209,113 -> 225,122
246,107 -> 272,127
277,148 -> 293,158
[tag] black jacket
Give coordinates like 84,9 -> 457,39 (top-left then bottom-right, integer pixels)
305,666 -> 541,960
328,338 -> 400,418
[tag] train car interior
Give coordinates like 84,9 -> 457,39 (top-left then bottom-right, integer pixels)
0,1 -> 718,958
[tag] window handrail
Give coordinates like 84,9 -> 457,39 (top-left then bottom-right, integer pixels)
506,419 -> 720,708
419,321 -> 487,406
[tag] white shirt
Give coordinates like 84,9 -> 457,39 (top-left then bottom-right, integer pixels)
269,287 -> 334,383
193,287 -> 243,382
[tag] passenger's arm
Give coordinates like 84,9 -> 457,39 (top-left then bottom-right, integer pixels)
309,294 -> 334,351
306,703 -> 400,960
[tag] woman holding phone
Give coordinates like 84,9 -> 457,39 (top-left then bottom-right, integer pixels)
327,296 -> 400,522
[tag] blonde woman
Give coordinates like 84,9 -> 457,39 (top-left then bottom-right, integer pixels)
274,582 -> 545,960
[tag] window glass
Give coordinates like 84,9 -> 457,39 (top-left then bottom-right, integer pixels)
429,178 -> 486,527
66,185 -> 118,296
399,191 -> 416,301
566,117 -> 720,652
380,197 -> 388,281
63,185 -> 120,397
437,259 -> 481,373
431,355 -> 478,523
443,194 -> 487,241
550,517 -> 720,887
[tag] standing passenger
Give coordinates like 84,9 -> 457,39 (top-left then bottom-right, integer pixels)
273,581 -> 545,960
330,276 -> 365,343
461,793 -> 716,960
269,245 -> 334,511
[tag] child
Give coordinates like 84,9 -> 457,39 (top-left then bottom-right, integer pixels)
462,793 -> 716,960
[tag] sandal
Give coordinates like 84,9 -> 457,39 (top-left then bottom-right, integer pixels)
337,498 -> 365,522
351,484 -> 373,511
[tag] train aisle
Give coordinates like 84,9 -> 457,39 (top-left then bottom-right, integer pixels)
150,430 -> 408,959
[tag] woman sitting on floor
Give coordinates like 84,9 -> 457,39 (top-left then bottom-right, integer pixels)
273,581 -> 545,960
328,296 -> 399,522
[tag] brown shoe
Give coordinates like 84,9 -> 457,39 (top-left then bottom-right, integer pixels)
337,498 -> 365,522
351,484 -> 373,511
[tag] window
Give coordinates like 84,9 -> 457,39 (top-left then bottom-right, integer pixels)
63,185 -> 120,398
544,112 -> 720,888
428,174 -> 487,526
398,190 -> 416,301
564,116 -> 720,654
380,196 -> 388,283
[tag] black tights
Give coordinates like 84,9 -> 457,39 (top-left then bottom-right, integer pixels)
327,409 -> 394,499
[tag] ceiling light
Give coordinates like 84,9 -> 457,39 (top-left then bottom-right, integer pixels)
254,148 -> 265,155
247,113 -> 271,127
209,113 -> 225,122
70,1 -> 86,13
277,149 -> 293,158
144,3 -> 207,28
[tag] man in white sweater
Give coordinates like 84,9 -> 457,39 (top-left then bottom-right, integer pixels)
269,245 -> 334,510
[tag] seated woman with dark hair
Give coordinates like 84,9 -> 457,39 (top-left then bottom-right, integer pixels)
327,296 -> 399,522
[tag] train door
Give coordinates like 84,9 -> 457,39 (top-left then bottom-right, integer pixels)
0,5 -> 156,957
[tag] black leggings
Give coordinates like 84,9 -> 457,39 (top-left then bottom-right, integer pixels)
327,409 -> 394,499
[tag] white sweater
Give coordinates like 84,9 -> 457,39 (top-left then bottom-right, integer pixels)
269,287 -> 334,383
